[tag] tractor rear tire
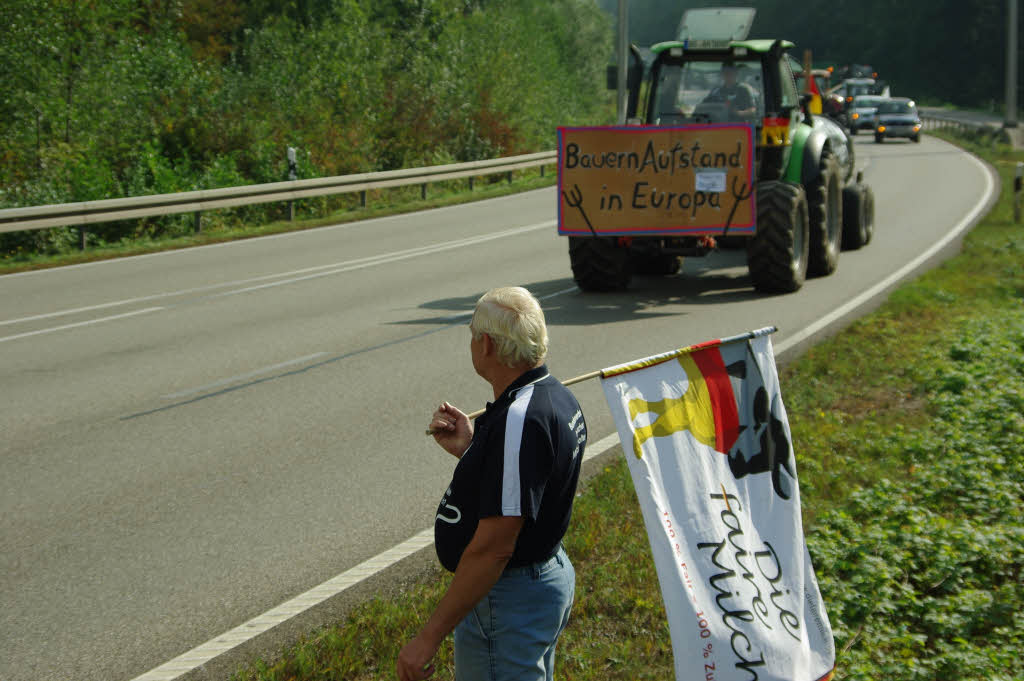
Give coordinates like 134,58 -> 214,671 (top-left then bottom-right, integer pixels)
747,181 -> 810,294
569,236 -> 632,291
841,184 -> 869,250
862,184 -> 875,245
807,150 -> 843,276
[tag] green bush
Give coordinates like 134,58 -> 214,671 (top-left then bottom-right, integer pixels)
807,314 -> 1024,681
0,0 -> 613,257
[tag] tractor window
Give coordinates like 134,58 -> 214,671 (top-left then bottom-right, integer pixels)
651,58 -> 764,126
779,57 -> 800,110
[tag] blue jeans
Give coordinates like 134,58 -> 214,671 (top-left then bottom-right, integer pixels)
454,546 -> 575,681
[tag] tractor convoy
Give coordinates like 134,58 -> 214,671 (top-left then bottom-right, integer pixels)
558,7 -> 875,295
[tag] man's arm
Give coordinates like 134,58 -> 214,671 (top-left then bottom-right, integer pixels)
736,85 -> 757,116
397,515 -> 525,680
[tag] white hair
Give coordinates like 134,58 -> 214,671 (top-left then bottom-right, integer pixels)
470,286 -> 548,368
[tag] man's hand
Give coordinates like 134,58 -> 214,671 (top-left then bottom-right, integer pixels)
396,632 -> 439,681
429,402 -> 472,458
396,516 -> 523,679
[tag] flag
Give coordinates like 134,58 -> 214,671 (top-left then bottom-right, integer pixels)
600,328 -> 835,681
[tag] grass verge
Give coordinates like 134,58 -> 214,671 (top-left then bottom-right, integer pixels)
225,132 -> 1023,680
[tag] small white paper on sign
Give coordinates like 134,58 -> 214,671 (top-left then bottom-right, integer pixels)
695,171 -> 727,193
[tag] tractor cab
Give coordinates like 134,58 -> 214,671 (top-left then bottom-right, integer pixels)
637,39 -> 804,183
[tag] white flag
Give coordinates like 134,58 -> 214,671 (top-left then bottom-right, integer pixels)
601,330 -> 835,681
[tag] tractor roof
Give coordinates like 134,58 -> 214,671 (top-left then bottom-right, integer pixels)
650,39 -> 794,56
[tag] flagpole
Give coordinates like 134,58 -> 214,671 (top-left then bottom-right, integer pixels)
424,326 -> 776,435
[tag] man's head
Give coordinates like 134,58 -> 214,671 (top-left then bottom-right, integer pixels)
722,64 -> 738,85
470,286 -> 548,369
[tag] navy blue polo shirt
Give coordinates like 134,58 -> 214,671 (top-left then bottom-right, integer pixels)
434,365 -> 587,573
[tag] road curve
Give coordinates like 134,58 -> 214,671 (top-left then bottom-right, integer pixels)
0,134 -> 996,681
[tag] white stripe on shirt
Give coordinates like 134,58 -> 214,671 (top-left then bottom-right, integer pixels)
501,383 -> 535,515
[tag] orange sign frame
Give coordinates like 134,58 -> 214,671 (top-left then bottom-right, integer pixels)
557,125 -> 756,237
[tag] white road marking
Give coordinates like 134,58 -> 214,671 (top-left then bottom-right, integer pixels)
212,222 -> 553,298
0,307 -> 165,344
161,353 -> 329,399
774,151 -> 995,357
0,222 -> 553,335
2,188 -> 555,280
130,431 -> 620,681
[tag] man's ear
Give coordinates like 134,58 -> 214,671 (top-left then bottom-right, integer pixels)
479,332 -> 494,356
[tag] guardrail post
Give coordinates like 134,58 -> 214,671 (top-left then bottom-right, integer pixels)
469,176 -> 475,191
287,147 -> 298,221
360,190 -> 366,208
194,211 -> 202,233
506,171 -> 512,185
421,183 -> 427,200
79,227 -> 87,250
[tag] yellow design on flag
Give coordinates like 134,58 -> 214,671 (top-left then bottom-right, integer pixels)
629,354 -> 716,458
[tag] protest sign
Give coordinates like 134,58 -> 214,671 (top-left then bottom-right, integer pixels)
557,125 -> 755,237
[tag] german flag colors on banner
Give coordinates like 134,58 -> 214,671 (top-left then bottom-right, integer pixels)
600,328 -> 835,681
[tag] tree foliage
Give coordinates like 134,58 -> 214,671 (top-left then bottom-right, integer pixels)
0,0 -> 612,254
597,0 -> 1021,109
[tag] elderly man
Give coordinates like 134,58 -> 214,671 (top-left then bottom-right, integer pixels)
398,286 -> 588,681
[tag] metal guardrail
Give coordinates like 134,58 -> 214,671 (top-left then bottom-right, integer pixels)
1,113 -> 1012,244
920,113 -> 1016,144
0,151 -> 557,237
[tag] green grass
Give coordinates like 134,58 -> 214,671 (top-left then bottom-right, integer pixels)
224,131 -> 1023,681
0,170 -> 557,275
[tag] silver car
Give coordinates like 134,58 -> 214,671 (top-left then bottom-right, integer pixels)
847,95 -> 885,134
873,98 -> 922,143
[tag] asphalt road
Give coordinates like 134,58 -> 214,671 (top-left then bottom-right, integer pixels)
0,133 -> 996,681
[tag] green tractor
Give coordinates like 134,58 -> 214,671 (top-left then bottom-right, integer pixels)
566,8 -> 874,294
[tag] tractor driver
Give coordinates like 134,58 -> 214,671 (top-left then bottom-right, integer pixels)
700,63 -> 757,122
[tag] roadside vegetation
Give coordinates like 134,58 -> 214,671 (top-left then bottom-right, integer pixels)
226,131 -> 1023,680
2,0 -> 1012,269
0,0 -> 610,260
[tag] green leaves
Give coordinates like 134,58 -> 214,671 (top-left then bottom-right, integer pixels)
2,0 -> 612,255
805,312 -> 1024,681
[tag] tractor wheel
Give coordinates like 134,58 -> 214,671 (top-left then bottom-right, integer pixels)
862,184 -> 876,245
807,150 -> 843,276
841,184 -> 868,250
874,133 -> 884,143
746,181 -> 810,294
631,253 -> 681,275
568,236 -> 632,291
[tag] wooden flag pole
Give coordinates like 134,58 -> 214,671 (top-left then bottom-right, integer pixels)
423,326 -> 777,436
425,369 -> 604,435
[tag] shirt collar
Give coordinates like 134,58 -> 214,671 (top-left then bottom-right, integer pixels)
485,364 -> 550,411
